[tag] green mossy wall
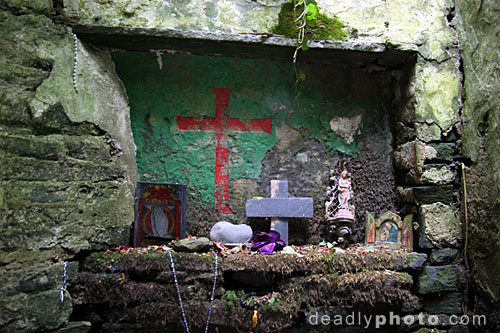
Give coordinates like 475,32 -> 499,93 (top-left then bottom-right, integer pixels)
456,0 -> 500,327
0,5 -> 137,331
113,51 -> 394,223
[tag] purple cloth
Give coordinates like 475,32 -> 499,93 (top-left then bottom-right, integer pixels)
251,231 -> 285,254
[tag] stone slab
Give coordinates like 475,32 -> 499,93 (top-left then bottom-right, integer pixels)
424,292 -> 462,314
430,248 -> 460,265
246,197 -> 314,218
417,265 -> 461,294
413,185 -> 455,204
71,25 -> 414,68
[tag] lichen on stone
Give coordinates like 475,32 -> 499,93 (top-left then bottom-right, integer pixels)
414,59 -> 461,135
421,165 -> 456,185
420,202 -> 461,248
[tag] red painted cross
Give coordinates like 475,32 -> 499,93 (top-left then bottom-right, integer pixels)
177,88 -> 272,214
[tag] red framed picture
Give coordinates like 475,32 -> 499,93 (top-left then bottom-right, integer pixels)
133,181 -> 186,247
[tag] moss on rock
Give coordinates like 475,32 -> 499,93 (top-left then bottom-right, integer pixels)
271,0 -> 346,40
0,7 -> 138,331
417,265 -> 461,294
457,2 -> 500,326
73,250 -> 424,330
414,59 -> 461,134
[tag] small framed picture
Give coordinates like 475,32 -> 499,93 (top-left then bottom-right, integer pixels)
133,181 -> 187,247
365,211 -> 414,251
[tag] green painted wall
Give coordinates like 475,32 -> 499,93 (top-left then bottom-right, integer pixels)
113,51 -> 391,210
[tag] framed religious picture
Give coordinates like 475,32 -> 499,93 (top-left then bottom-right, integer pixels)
365,211 -> 414,251
133,181 -> 187,247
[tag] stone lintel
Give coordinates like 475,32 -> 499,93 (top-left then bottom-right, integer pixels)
71,25 -> 415,68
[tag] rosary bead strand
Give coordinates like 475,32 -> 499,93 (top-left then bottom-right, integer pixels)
59,261 -> 67,303
204,250 -> 218,333
72,33 -> 78,93
168,249 -> 190,333
168,249 -> 218,333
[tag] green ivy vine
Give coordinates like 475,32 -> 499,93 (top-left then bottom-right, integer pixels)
271,0 -> 346,96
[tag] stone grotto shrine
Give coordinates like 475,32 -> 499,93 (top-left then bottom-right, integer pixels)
1,0 -> 499,332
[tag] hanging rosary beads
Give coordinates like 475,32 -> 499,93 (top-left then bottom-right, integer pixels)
59,261 -> 67,303
240,292 -> 277,330
167,249 -> 218,333
72,33 -> 78,93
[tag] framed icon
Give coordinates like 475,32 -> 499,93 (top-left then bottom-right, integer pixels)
133,181 -> 186,247
365,211 -> 413,251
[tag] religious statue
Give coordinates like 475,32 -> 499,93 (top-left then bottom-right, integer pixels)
325,169 -> 355,221
325,168 -> 355,247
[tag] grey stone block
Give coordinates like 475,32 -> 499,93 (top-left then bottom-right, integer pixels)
424,292 -> 462,314
417,265 -> 460,294
407,253 -> 428,269
246,197 -> 313,218
430,248 -> 460,265
413,185 -> 454,204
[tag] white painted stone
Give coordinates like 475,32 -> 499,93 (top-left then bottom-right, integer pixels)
210,221 -> 253,245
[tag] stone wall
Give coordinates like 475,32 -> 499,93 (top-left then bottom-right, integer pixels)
456,0 -> 500,328
72,250 -> 429,332
0,0 -> 476,331
0,1 -> 137,331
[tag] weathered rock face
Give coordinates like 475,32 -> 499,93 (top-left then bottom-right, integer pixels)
456,0 -> 500,319
319,0 -> 457,58
0,6 -> 137,331
419,203 -> 462,248
63,0 -> 282,34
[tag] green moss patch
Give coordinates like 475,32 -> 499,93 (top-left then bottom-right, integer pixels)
271,0 -> 346,40
83,250 -> 416,276
74,250 -> 423,330
279,271 -> 419,311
